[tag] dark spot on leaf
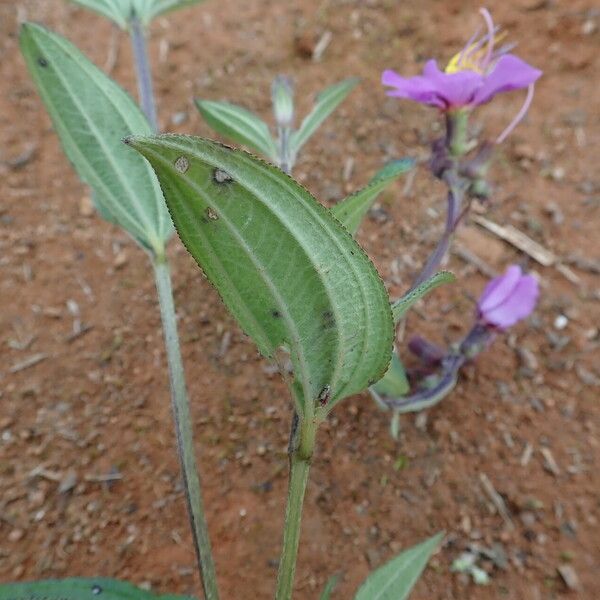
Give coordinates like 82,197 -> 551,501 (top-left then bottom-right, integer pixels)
272,309 -> 281,318
91,585 -> 102,595
37,57 -> 48,67
318,385 -> 331,405
174,156 -> 189,173
212,168 -> 233,184
205,207 -> 219,221
321,310 -> 335,330
350,250 -> 355,256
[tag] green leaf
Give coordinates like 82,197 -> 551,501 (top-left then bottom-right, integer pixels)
20,23 -> 172,255
391,272 -> 455,325
355,533 -> 443,600
196,100 -> 278,162
332,159 -> 414,236
0,578 -> 191,600
67,0 -> 130,28
67,0 -> 204,28
371,351 -> 409,397
126,135 -> 394,414
319,575 -> 340,600
131,0 -> 205,25
291,78 -> 359,155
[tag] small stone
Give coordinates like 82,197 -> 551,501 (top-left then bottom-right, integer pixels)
58,470 -> 78,494
79,196 -> 95,217
520,511 -> 536,527
517,347 -> 538,371
12,564 -> 25,578
366,547 -> 380,567
171,111 -> 188,126
557,564 -> 579,590
554,315 -> 568,330
582,20 -> 597,36
9,529 -> 24,542
113,251 -> 128,269
513,143 -> 535,160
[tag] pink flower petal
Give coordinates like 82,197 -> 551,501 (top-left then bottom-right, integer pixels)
478,265 -> 522,313
482,275 -> 539,328
472,54 -> 542,106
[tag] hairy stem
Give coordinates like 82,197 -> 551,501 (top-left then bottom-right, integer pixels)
278,125 -> 293,175
153,257 -> 220,600
130,15 -> 158,131
275,416 -> 317,600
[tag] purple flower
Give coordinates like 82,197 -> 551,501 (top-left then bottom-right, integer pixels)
477,265 -> 539,329
381,9 -> 541,113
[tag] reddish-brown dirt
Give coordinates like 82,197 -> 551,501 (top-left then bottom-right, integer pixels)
1,0 -> 599,598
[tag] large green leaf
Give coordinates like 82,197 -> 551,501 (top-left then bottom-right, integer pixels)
126,135 -> 393,415
290,78 -> 359,155
332,159 -> 414,236
355,533 -> 443,600
68,0 -> 203,28
196,100 -> 278,162
0,578 -> 191,600
20,23 -> 172,255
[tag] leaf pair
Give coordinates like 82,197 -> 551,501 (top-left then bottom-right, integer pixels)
68,0 -> 204,29
20,23 -> 172,256
196,78 -> 359,166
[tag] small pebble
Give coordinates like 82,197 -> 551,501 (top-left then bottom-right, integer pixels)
557,564 -> 579,590
554,315 -> 568,330
113,251 -> 128,269
9,529 -> 24,542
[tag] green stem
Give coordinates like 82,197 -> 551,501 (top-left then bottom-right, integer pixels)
152,256 -> 220,600
278,125 -> 293,175
275,416 -> 317,600
446,109 -> 469,157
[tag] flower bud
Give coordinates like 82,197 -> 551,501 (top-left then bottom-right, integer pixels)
272,75 -> 294,127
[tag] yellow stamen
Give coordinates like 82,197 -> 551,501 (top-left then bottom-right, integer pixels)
445,32 -> 507,74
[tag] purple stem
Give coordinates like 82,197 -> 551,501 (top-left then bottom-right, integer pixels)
380,353 -> 465,410
381,323 -> 494,412
412,179 -> 463,287
130,16 -> 158,131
